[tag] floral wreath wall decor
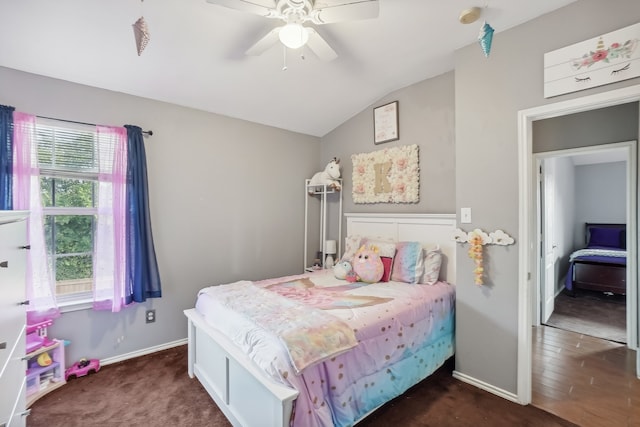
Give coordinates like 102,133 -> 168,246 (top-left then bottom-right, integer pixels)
453,228 -> 515,286
351,144 -> 419,204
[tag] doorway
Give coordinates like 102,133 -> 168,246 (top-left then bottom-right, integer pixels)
516,84 -> 640,404
536,144 -> 631,345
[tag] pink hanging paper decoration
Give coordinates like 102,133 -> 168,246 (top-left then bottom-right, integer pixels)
132,16 -> 150,56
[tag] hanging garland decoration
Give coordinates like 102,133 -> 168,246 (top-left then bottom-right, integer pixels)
453,228 -> 515,286
467,231 -> 484,285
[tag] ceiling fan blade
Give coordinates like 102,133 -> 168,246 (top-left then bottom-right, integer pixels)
245,27 -> 281,56
311,1 -> 379,24
205,0 -> 277,17
305,28 -> 338,61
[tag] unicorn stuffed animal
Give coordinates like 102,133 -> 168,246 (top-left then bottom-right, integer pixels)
309,157 -> 341,192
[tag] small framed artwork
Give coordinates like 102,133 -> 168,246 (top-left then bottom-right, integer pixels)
373,101 -> 399,144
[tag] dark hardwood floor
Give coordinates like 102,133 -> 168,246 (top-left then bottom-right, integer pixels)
532,325 -> 639,427
545,289 -> 626,343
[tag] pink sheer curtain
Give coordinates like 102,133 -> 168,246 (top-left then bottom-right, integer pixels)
93,126 -> 128,311
12,112 -> 59,324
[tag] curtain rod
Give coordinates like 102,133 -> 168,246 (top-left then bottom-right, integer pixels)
36,115 -> 153,136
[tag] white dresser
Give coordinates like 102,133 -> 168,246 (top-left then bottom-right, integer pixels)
0,211 -> 29,427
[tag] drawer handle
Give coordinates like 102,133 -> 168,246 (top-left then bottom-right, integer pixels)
19,244 -> 31,250
18,300 -> 30,306
0,341 -> 6,350
0,261 -> 7,268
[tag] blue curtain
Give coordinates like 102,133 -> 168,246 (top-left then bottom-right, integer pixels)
0,105 -> 15,209
125,125 -> 162,303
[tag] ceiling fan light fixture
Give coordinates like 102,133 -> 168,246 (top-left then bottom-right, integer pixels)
459,7 -> 481,24
279,23 -> 309,49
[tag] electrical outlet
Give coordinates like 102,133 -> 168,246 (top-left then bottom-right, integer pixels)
145,309 -> 156,323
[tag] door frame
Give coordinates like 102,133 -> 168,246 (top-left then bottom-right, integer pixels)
534,143 -> 634,328
517,84 -> 640,404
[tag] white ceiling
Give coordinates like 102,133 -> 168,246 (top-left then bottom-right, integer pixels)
0,0 -> 577,137
571,148 -> 628,166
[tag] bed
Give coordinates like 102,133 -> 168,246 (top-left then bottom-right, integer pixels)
184,213 -> 456,427
564,223 -> 627,295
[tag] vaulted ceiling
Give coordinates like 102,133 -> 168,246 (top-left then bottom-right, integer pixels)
0,0 -> 577,136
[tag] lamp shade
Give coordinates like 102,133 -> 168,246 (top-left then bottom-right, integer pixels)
279,23 -> 309,49
324,240 -> 337,255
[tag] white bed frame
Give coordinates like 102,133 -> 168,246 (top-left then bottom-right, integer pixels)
184,213 -> 456,427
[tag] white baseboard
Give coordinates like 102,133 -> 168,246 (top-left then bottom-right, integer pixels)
100,338 -> 188,366
452,370 -> 521,404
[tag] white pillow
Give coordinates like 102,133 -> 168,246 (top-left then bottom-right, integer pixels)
340,235 -> 363,263
340,235 -> 395,263
420,246 -> 442,285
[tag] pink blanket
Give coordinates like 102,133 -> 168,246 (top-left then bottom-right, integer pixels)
199,280 -> 357,374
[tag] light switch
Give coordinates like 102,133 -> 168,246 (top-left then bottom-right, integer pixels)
460,207 -> 472,224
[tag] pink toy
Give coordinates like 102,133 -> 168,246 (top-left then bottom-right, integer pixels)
345,271 -> 358,283
65,358 -> 100,381
353,244 -> 384,283
26,319 -> 56,354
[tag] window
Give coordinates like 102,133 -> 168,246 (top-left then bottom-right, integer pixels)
36,121 -> 99,305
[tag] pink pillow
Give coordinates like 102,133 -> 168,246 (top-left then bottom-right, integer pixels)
380,257 -> 394,282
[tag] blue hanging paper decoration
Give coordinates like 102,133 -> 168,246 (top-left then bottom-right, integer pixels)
478,21 -> 494,57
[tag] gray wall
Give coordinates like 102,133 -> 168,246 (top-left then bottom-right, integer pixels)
0,66 -> 320,364
454,0 -> 640,394
533,103 -> 639,153
574,161 -> 627,247
534,99 -> 637,283
320,71 -> 456,240
547,158 -> 627,288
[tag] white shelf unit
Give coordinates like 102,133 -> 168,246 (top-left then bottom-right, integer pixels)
304,179 -> 342,271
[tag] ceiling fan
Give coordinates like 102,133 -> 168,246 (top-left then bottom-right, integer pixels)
205,0 -> 380,61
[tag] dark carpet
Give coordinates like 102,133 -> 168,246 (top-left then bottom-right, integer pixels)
545,289 -> 626,343
28,345 -> 577,427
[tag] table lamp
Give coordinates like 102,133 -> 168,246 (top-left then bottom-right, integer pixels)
324,240 -> 337,268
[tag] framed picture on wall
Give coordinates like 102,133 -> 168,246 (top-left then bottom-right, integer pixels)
373,101 -> 399,144
544,22 -> 640,98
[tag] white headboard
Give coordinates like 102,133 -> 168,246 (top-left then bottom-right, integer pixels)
345,213 -> 457,284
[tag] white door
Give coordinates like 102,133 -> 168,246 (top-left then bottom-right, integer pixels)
541,160 -> 556,323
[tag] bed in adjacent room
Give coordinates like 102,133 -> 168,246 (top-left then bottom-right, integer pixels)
564,223 -> 627,295
184,213 -> 456,427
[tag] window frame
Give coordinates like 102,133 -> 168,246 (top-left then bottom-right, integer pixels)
35,120 -> 101,311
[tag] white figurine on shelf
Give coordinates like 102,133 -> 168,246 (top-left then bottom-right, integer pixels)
309,157 -> 341,192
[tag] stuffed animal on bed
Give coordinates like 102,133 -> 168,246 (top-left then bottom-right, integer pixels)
353,244 -> 384,283
333,260 -> 353,280
309,157 -> 341,191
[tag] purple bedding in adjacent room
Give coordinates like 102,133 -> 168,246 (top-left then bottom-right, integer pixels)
564,223 -> 627,292
564,248 -> 627,291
